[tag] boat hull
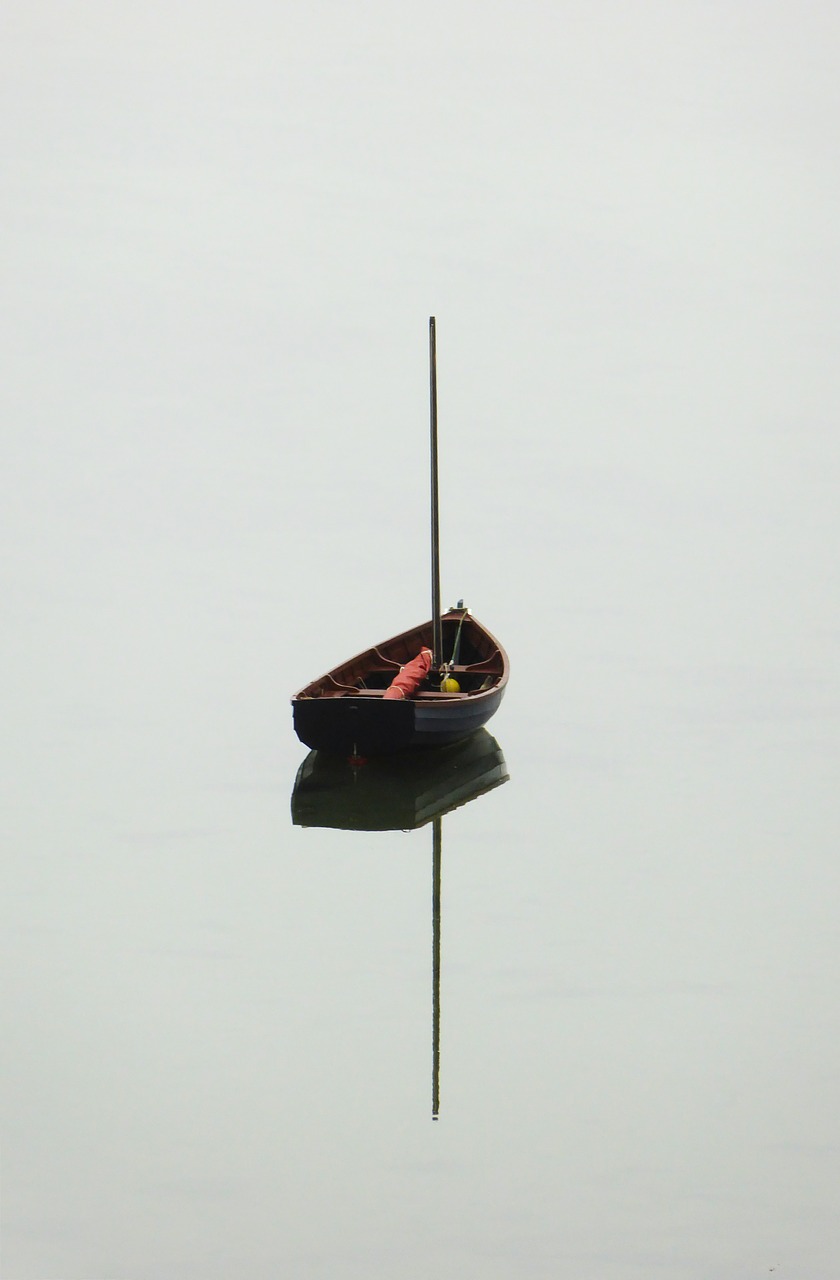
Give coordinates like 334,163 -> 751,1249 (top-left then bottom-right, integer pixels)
293,683 -> 505,757
291,611 -> 508,757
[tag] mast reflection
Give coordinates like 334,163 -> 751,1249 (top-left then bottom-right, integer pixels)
291,730 -> 509,1119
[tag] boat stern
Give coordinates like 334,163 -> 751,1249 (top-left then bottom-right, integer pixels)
292,694 -> 416,758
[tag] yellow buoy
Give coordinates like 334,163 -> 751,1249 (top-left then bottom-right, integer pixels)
441,676 -> 460,693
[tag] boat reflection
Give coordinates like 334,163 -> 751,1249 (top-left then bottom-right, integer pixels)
290,731 -> 509,1119
291,728 -> 508,832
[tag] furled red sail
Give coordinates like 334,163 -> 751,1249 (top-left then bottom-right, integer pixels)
382,648 -> 433,700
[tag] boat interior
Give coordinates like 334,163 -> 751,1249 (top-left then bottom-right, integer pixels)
296,614 -> 506,701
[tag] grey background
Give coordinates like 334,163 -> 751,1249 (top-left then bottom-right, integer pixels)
2,3 -> 839,1277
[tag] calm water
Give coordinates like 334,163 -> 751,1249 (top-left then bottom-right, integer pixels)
3,5 -> 839,1277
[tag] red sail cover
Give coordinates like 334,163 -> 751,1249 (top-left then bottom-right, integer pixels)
382,648 -> 432,700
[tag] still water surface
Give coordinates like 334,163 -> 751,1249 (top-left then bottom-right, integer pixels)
3,4 -> 840,1277
3,579 -> 838,1278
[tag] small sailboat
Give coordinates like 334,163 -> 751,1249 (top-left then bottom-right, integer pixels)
291,318 -> 509,758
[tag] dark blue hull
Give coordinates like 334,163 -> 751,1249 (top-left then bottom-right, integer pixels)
292,684 -> 505,758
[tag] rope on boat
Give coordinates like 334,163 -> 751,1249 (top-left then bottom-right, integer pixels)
323,673 -> 363,692
449,609 -> 469,665
371,647 -> 402,668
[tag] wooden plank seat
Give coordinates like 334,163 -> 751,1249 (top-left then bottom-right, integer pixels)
446,656 -> 503,675
414,690 -> 469,699
318,657 -> 501,698
333,687 -> 469,699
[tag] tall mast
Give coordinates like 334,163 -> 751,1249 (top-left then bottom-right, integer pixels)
429,317 -> 442,667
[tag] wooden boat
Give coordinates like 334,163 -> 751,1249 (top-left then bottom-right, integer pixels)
291,318 -> 509,758
292,608 -> 508,758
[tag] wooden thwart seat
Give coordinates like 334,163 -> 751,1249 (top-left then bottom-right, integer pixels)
336,688 -> 470,699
